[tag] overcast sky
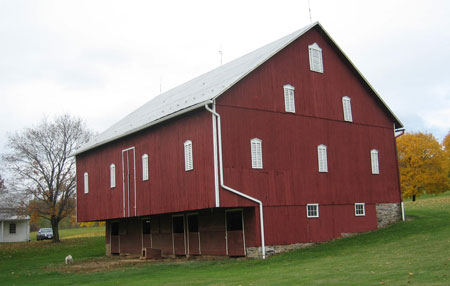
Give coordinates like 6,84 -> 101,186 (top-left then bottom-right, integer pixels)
1,0 -> 449,158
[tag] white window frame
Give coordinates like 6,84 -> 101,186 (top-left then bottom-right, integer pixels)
306,204 -> 319,218
355,203 -> 366,216
371,149 -> 380,174
308,43 -> 323,73
342,96 -> 353,122
317,144 -> 328,173
84,172 -> 89,194
283,84 -> 296,113
184,140 -> 193,171
110,164 -> 116,188
251,138 -> 263,169
142,154 -> 149,181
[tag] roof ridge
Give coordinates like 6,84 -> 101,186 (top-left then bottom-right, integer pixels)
75,22 -> 318,155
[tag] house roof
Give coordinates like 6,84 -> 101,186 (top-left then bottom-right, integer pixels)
75,22 -> 402,155
0,208 -> 29,221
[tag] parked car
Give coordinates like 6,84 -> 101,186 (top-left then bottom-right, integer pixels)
36,228 -> 53,241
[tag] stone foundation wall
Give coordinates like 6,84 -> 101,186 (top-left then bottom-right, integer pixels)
246,242 -> 315,258
376,203 -> 402,228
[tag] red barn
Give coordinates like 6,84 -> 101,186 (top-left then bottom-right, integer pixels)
75,22 -> 404,258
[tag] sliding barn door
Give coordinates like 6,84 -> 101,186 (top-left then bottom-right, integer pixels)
122,147 -> 136,217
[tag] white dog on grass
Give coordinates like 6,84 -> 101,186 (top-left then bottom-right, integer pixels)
65,255 -> 73,265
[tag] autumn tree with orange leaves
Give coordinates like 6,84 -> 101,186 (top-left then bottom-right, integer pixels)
2,115 -> 91,241
397,132 -> 450,201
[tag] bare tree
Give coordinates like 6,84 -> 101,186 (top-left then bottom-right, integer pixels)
2,114 -> 91,242
0,174 -> 6,194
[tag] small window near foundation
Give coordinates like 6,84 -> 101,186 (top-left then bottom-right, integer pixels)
9,223 -> 16,234
142,220 -> 151,234
173,216 -> 184,234
355,203 -> 365,216
188,215 -> 199,233
111,222 -> 119,236
307,204 -> 319,218
226,211 -> 243,231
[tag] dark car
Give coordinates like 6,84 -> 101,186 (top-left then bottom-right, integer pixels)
37,228 -> 53,241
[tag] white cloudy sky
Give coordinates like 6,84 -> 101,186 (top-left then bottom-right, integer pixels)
1,0 -> 449,157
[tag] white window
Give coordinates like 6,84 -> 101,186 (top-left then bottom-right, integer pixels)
84,172 -> 89,194
317,144 -> 328,172
371,149 -> 379,174
110,164 -> 116,188
355,203 -> 366,216
307,204 -> 319,218
184,140 -> 193,171
342,96 -> 353,122
283,84 -> 296,113
251,138 -> 263,169
309,43 -> 323,73
142,154 -> 149,180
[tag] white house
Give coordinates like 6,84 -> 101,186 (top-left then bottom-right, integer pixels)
0,208 -> 30,243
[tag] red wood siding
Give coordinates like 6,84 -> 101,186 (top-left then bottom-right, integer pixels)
214,27 -> 401,211
78,26 -> 401,251
76,110 -> 215,222
218,27 -> 394,129
263,204 -> 377,245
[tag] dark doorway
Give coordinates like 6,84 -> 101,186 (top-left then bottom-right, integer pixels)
187,214 -> 200,255
111,222 -> 120,254
226,210 -> 245,257
172,216 -> 186,255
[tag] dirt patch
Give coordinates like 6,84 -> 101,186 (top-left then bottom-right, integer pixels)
47,255 -> 229,274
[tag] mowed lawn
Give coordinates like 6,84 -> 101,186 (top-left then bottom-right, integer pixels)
1,195 -> 449,286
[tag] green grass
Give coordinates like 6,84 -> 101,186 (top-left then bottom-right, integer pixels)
1,194 -> 449,286
30,226 -> 105,241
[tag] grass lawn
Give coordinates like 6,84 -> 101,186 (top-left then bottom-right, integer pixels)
29,226 -> 105,241
1,194 -> 449,286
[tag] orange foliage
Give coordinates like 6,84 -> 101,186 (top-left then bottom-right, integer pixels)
397,132 -> 450,200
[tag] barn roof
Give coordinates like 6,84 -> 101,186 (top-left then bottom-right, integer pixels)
75,22 -> 402,155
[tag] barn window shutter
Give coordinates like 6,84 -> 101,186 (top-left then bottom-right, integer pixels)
184,140 -> 193,171
251,138 -> 263,169
342,96 -> 353,122
317,144 -> 328,172
142,154 -> 149,180
84,172 -> 89,194
110,164 -> 116,188
308,43 -> 323,73
371,149 -> 379,174
283,84 -> 296,113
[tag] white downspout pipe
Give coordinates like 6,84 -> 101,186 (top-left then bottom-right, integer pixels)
205,102 -> 266,259
401,202 -> 405,221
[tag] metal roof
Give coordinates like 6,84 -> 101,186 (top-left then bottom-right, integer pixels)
75,22 -> 402,155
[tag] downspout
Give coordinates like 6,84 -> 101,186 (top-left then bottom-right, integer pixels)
394,126 -> 406,221
205,101 -> 266,259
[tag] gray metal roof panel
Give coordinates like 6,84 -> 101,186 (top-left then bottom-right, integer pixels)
75,23 -> 316,155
